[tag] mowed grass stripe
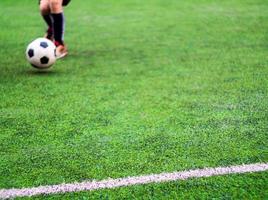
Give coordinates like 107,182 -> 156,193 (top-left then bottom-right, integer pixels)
1,163 -> 267,199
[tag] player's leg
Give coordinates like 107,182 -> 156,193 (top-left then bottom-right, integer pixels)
40,0 -> 54,40
49,0 -> 68,58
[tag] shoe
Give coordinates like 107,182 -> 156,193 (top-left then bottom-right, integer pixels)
44,27 -> 54,41
44,33 -> 54,41
55,44 -> 68,59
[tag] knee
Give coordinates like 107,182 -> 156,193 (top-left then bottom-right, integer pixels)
49,0 -> 63,13
40,4 -> 50,15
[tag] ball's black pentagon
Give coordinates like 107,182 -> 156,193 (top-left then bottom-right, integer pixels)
28,49 -> 34,58
40,41 -> 48,48
40,56 -> 49,64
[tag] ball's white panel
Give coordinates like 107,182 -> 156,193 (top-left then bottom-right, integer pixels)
25,38 -> 56,69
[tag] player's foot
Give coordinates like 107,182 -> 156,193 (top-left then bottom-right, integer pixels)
44,27 -> 54,41
55,44 -> 68,59
44,33 -> 54,41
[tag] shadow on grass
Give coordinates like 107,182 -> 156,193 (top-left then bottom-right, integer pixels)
25,69 -> 62,76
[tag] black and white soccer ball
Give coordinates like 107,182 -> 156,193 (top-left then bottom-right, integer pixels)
26,38 -> 56,69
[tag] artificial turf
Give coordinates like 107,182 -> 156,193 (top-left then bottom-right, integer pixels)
20,172 -> 268,200
0,0 -> 268,199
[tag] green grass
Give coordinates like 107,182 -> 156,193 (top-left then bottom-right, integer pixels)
21,172 -> 268,200
0,0 -> 268,199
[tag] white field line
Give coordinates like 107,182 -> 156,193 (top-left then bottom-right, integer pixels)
0,163 -> 267,199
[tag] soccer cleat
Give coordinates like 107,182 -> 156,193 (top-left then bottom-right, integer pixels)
44,33 -> 54,41
55,44 -> 68,59
44,27 -> 54,41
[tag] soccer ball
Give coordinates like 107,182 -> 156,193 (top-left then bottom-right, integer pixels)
26,38 -> 56,69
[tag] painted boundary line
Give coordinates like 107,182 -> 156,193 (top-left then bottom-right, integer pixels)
1,163 -> 267,199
